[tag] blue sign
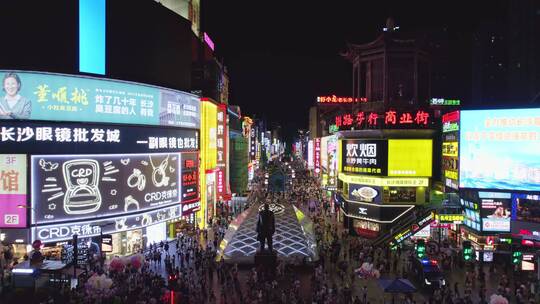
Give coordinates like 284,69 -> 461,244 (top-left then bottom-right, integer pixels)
460,109 -> 540,191
0,70 -> 199,129
79,0 -> 106,75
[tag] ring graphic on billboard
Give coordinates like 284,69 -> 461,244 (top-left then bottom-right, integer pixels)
62,159 -> 102,215
32,153 -> 181,225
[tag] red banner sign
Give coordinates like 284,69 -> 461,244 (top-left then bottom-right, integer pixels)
335,110 -> 431,129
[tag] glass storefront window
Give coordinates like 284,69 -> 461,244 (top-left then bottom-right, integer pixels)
111,229 -> 143,256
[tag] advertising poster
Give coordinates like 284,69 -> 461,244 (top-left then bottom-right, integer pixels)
442,111 -> 460,190
0,154 -> 27,228
0,121 -> 198,154
0,70 -> 199,129
180,152 -> 199,205
31,153 -> 180,225
387,139 -> 432,177
479,192 -> 511,232
460,108 -> 540,191
348,184 -> 382,203
342,139 -> 387,176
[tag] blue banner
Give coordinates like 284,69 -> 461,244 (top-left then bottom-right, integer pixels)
0,70 -> 199,129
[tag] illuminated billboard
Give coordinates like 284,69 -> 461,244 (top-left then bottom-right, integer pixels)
342,139 -> 387,176
31,153 -> 180,225
216,105 -> 229,199
32,204 -> 181,243
0,70 -> 200,129
0,155 -> 27,228
479,192 -> 511,232
307,140 -> 314,169
327,136 -> 338,187
320,136 -> 329,173
314,138 -> 321,175
442,111 -> 460,190
199,100 -> 217,228
388,140 -> 432,177
459,108 -> 540,191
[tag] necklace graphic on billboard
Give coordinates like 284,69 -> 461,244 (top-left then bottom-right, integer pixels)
149,155 -> 170,187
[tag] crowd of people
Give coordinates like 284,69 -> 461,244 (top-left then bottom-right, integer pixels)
1,156 -> 539,303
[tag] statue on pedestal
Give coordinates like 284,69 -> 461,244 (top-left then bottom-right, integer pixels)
256,203 -> 275,252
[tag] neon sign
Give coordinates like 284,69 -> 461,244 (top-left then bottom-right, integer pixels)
334,110 -> 431,129
317,95 -> 367,103
204,32 -> 215,51
430,98 -> 460,106
329,124 -> 339,134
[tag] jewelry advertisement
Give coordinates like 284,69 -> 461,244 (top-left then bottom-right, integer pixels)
31,152 -> 180,225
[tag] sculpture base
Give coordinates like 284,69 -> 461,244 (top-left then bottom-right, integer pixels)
254,249 -> 277,281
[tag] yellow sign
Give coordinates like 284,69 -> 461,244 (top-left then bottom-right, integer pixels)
201,101 -> 217,170
436,214 -> 464,223
339,173 -> 428,187
388,139 -> 432,177
199,100 -> 218,229
442,142 -> 458,157
444,170 -> 458,180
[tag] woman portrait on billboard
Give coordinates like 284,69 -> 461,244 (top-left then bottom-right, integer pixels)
0,72 -> 31,119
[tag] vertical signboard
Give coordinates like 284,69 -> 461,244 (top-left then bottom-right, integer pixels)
249,126 -> 257,163
216,105 -> 228,199
442,111 -> 459,190
307,140 -> 314,169
0,155 -> 27,228
314,138 -> 321,175
181,152 -> 199,206
327,135 -> 338,188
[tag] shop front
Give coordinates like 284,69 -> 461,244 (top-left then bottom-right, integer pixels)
336,136 -> 433,238
337,192 -> 415,238
0,70 -> 200,256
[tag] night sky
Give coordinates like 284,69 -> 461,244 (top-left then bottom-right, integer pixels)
204,0 -> 508,141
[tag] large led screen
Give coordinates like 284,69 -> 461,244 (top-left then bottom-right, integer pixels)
0,70 -> 200,129
481,197 -> 511,232
460,109 -> 540,191
31,153 -> 180,224
388,140 -> 432,177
